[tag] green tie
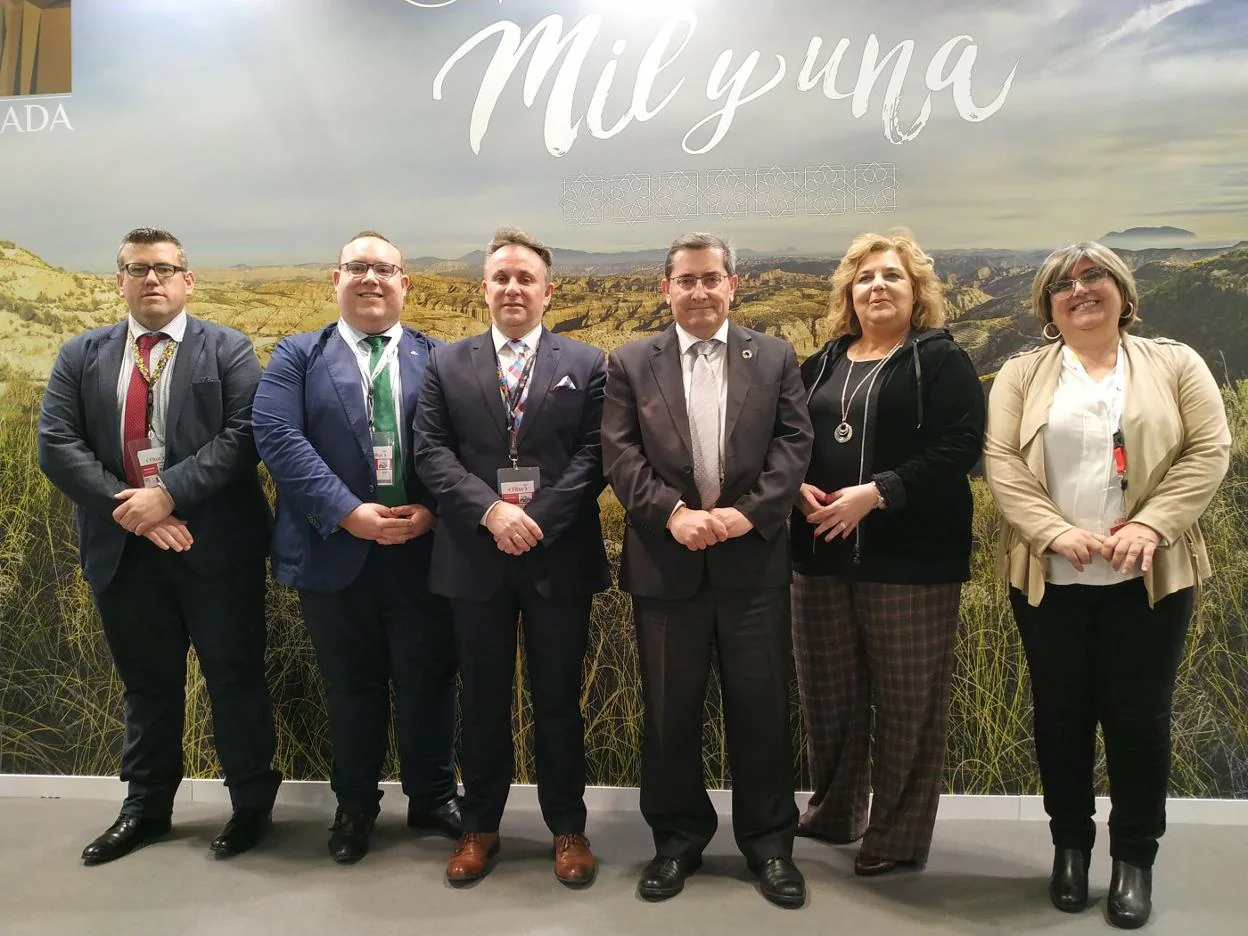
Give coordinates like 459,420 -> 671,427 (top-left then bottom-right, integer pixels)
366,335 -> 407,507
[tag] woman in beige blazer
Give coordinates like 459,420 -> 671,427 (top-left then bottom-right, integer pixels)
984,241 -> 1229,930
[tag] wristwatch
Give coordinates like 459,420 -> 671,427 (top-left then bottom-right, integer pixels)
874,487 -> 887,511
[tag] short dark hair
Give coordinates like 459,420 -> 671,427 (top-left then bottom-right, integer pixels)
664,232 -> 735,279
340,230 -> 403,266
117,228 -> 186,271
485,226 -> 553,279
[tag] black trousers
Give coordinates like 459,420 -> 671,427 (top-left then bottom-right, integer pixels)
300,544 -> 457,816
634,582 -> 798,866
1010,580 -> 1193,867
93,537 -> 281,818
451,571 -> 590,835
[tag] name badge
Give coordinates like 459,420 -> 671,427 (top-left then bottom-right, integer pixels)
497,466 -> 540,507
125,437 -> 165,488
371,430 -> 397,489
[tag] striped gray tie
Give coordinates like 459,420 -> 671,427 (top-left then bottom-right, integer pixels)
688,340 -> 721,509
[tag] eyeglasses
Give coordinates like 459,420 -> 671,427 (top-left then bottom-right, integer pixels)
339,261 -> 402,280
1046,267 -> 1109,298
121,262 -> 186,279
670,273 -> 727,291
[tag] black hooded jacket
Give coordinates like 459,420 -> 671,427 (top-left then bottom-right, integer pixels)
789,327 -> 986,583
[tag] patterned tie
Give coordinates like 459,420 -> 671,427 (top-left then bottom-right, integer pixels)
505,339 -> 532,429
122,332 -> 163,487
688,339 -> 721,509
366,335 -> 407,507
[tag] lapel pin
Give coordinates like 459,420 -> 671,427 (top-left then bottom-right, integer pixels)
741,348 -> 753,359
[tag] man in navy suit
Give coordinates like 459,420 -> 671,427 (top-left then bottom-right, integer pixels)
38,227 -> 281,864
413,227 -> 608,887
252,231 -> 460,863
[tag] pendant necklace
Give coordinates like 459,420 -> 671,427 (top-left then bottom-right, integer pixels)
834,338 -> 905,444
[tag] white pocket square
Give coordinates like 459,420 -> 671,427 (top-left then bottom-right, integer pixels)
554,375 -> 577,390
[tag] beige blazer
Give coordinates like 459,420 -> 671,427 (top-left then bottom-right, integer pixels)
984,333 -> 1230,607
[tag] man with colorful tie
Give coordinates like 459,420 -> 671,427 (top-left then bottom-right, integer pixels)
412,227 -> 609,888
37,227 -> 280,863
252,231 -> 461,863
601,233 -> 814,907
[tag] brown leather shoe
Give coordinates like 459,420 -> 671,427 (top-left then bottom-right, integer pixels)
446,832 -> 500,885
553,833 -> 597,887
854,851 -> 919,877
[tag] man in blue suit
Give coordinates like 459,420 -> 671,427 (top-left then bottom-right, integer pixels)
38,227 -> 280,864
252,231 -> 460,863
413,227 -> 609,888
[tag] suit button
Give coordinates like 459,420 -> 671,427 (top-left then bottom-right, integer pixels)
682,465 -> 693,474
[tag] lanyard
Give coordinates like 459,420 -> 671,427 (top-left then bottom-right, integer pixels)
361,336 -> 402,429
133,336 -> 177,435
497,352 -> 536,467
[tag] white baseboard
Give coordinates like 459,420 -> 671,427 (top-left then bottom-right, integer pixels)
1,775 -> 1245,825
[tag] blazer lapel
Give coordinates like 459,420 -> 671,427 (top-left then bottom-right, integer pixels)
649,327 -> 693,456
516,328 -> 559,443
163,316 -> 203,444
324,328 -> 373,462
95,322 -> 129,472
396,330 -> 427,431
723,325 -> 754,448
1018,343 -> 1062,486
471,332 -> 509,442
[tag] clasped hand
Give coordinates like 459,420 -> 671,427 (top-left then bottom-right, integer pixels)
798,482 -> 878,541
485,500 -> 544,556
1049,522 -> 1160,574
342,503 -> 436,545
113,487 -> 192,551
667,505 -> 753,551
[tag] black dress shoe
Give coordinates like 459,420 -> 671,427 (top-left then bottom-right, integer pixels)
638,854 -> 702,901
1107,860 -> 1152,929
750,856 -> 807,909
407,795 -> 463,839
1049,847 -> 1089,912
81,815 -> 171,865
210,808 -> 272,857
328,809 -> 376,864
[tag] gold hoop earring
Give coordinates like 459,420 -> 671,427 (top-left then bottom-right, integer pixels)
1120,301 -> 1134,324
1042,322 -> 1062,342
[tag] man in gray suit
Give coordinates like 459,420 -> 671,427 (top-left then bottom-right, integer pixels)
602,233 -> 813,908
38,228 -> 280,864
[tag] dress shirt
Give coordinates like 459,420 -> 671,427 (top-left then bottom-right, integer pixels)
1042,344 -> 1136,586
336,318 -> 405,460
675,319 -> 729,453
480,322 -> 544,526
115,309 -> 187,452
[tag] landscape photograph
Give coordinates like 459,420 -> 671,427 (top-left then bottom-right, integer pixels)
1,0 -> 1247,797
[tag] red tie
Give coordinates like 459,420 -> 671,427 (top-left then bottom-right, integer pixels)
122,333 -> 162,486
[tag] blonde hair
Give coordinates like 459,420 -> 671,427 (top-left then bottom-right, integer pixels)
1031,241 -> 1139,328
827,230 -> 945,338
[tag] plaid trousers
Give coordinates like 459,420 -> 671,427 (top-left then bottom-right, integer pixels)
791,573 -> 961,865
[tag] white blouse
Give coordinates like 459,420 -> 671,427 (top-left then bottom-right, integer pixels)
1041,345 -> 1139,586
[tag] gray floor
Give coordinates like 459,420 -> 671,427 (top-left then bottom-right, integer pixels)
1,798 -> 1245,935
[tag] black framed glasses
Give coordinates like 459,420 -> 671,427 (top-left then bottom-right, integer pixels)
671,272 -> 727,291
121,262 -> 186,279
339,261 -> 402,280
1046,266 -> 1109,298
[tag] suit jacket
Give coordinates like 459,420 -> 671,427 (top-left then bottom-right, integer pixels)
602,322 -> 813,600
37,316 -> 272,590
412,327 -> 610,601
252,322 -> 441,592
984,332 -> 1230,607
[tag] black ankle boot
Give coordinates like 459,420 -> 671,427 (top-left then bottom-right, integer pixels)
1107,860 -> 1152,929
1049,847 -> 1089,912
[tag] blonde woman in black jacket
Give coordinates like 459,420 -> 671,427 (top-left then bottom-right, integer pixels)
790,231 -> 984,875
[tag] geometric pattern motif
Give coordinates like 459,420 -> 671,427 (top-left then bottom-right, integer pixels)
561,164 -> 896,225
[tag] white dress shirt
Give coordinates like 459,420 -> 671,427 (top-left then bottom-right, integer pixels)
675,319 -> 729,453
336,318 -> 405,458
115,309 -> 187,451
1042,344 -> 1137,585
